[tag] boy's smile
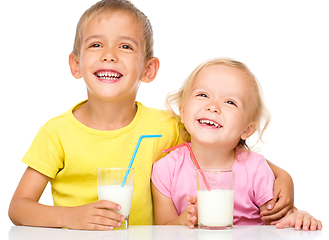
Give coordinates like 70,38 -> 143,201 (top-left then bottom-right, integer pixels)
94,69 -> 123,83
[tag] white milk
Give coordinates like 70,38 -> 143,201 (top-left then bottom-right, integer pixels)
197,189 -> 234,227
98,185 -> 134,217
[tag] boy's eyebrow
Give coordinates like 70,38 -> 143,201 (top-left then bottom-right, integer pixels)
118,36 -> 140,47
84,35 -> 104,44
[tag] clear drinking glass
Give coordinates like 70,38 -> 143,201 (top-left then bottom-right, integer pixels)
97,168 -> 134,230
197,169 -> 234,230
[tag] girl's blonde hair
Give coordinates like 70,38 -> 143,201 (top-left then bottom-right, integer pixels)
166,57 -> 271,150
72,0 -> 154,60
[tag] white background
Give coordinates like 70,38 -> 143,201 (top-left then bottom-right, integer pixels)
1,0 -> 328,233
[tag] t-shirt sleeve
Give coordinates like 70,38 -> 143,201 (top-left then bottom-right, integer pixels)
21,126 -> 64,178
253,159 -> 275,207
151,154 -> 176,198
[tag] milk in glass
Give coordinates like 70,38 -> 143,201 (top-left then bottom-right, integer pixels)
98,185 -> 134,217
197,189 -> 234,227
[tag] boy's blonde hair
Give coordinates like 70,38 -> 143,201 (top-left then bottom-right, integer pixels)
72,0 -> 154,60
166,57 -> 271,150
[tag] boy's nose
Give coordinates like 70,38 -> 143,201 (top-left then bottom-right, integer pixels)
102,56 -> 117,62
101,49 -> 118,63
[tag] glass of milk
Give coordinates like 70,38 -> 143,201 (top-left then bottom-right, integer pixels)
97,168 -> 134,230
197,169 -> 234,230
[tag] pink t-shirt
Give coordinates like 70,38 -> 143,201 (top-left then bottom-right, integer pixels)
151,145 -> 275,225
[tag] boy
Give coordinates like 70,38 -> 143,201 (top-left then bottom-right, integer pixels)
9,0 -> 294,231
9,0 -> 182,230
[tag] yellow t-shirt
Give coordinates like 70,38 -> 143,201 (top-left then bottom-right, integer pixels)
22,100 -> 183,225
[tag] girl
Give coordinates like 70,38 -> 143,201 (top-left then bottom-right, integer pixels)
151,58 -> 322,231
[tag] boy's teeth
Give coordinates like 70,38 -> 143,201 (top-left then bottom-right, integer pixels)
199,119 -> 220,128
96,71 -> 122,79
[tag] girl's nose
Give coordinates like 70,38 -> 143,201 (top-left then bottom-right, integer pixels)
206,104 -> 221,113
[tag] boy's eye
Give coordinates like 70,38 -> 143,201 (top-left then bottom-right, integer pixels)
89,43 -> 102,48
120,44 -> 133,50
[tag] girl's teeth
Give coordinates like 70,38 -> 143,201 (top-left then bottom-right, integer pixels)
199,119 -> 220,128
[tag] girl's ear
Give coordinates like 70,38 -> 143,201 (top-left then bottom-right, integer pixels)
141,57 -> 160,83
241,122 -> 258,140
69,53 -> 82,79
179,107 -> 185,124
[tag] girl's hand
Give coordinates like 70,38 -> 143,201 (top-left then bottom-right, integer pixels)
186,195 -> 198,229
64,200 -> 125,230
260,166 -> 294,221
271,209 -> 322,231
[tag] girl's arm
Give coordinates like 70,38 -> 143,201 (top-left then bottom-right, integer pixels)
263,160 -> 294,221
8,167 -> 124,230
259,203 -> 273,225
152,182 -> 189,225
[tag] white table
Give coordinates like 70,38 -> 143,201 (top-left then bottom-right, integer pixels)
6,225 -> 325,240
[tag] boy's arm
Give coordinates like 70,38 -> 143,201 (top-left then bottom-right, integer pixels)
262,160 -> 294,221
9,167 -> 124,230
272,207 -> 322,231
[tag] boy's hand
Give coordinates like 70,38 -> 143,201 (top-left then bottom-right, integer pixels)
271,209 -> 322,231
260,176 -> 294,221
186,195 -> 198,229
64,200 -> 125,230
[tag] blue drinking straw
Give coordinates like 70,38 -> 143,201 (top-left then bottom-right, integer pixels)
121,134 -> 162,187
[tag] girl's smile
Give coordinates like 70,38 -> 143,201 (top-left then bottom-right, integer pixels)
197,118 -> 222,129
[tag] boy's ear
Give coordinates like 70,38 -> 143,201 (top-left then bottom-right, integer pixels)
240,122 -> 258,140
141,57 -> 160,83
69,53 -> 82,79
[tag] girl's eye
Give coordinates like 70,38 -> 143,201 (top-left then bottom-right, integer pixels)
197,93 -> 208,98
225,100 -> 237,106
